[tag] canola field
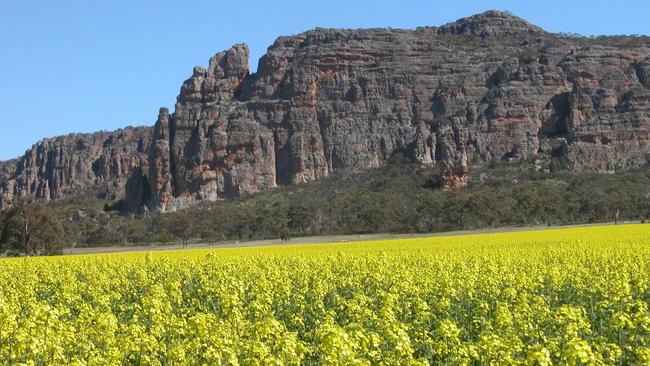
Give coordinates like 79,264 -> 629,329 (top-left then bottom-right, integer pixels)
1,224 -> 650,365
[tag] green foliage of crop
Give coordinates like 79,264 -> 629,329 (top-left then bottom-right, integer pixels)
1,224 -> 650,364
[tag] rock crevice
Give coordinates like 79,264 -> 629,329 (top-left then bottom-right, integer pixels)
1,11 -> 649,211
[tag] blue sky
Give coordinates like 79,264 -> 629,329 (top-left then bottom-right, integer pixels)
1,0 -> 648,160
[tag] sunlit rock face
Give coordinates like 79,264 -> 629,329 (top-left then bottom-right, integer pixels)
2,11 -> 649,211
0,128 -> 151,209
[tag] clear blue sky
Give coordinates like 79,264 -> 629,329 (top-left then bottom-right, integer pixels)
1,0 -> 648,160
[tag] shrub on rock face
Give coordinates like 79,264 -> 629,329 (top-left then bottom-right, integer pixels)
0,201 -> 64,256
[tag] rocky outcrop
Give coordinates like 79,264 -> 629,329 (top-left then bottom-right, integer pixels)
2,11 -> 650,211
0,127 -> 151,209
437,10 -> 544,38
140,12 -> 650,211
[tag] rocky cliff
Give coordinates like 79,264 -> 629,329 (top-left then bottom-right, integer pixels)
0,127 -> 151,209
2,11 -> 650,211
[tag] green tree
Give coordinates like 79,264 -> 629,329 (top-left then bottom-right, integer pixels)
0,201 -> 64,256
288,201 -> 313,234
166,210 -> 194,248
0,211 -> 4,246
280,227 -> 291,243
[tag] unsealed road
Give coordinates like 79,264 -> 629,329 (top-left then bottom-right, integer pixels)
62,221 -> 640,256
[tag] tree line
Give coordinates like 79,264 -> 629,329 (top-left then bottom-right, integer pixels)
2,157 -> 650,255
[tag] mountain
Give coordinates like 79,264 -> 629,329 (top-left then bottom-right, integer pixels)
0,127 -> 151,210
1,11 -> 649,212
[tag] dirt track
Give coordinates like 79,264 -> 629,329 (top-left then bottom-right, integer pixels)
62,221 -> 640,256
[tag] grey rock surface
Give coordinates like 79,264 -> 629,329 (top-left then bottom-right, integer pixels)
0,127 -> 151,209
1,11 -> 649,211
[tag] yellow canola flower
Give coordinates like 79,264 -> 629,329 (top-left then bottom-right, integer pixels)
0,224 -> 648,364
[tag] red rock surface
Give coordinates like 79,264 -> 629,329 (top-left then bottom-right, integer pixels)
1,11 -> 649,211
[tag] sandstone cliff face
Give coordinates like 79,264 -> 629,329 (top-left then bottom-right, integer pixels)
2,11 -> 650,211
0,127 -> 151,209
140,11 -> 650,211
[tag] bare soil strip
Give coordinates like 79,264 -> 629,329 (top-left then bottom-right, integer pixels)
62,221 -> 639,255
